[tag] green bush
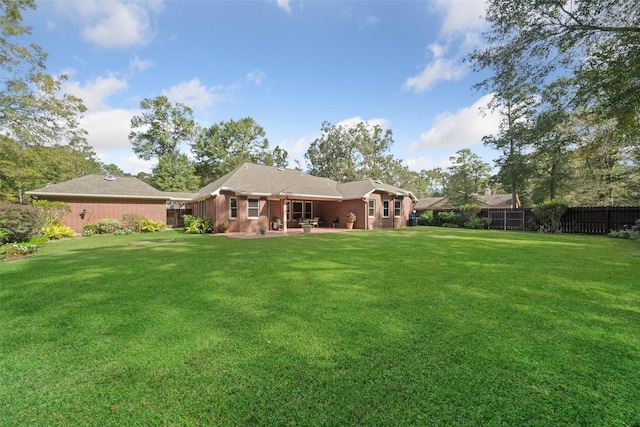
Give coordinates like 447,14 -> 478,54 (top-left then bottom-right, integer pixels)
464,216 -> 487,230
460,204 -> 481,221
42,219 -> 75,239
184,215 -> 213,234
0,242 -> 39,260
122,214 -> 147,233
0,204 -> 40,244
114,228 -> 133,235
438,211 -> 458,227
140,219 -> 165,233
532,200 -> 568,233
83,224 -> 98,237
97,219 -> 121,234
418,210 -> 433,226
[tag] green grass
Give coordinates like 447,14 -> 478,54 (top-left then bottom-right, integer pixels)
1,227 -> 639,426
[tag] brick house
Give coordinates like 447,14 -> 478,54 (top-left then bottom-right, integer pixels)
27,163 -> 417,233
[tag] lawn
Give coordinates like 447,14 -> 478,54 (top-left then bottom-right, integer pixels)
1,227 -> 639,426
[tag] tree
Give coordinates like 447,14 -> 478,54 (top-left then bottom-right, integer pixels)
192,117 -> 288,183
129,95 -> 197,161
420,167 -> 449,197
445,149 -> 491,207
151,153 -> 200,192
305,121 -> 408,184
469,0 -> 640,131
1,0 -> 88,147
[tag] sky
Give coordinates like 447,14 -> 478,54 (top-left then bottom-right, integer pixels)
23,0 -> 502,175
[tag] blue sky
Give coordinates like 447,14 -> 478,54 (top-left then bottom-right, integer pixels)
24,0 -> 501,175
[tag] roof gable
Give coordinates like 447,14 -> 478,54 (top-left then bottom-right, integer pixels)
26,174 -> 168,199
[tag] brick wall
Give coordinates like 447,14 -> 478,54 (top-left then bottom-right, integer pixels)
44,197 -> 167,233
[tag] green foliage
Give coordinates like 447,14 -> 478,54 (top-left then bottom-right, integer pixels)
0,241 -> 39,260
31,200 -> 71,230
464,216 -> 488,230
193,117 -> 288,183
42,219 -> 75,240
0,204 -> 40,243
121,214 -> 146,233
114,228 -> 132,235
304,120 -> 409,184
183,215 -> 213,234
437,211 -> 458,227
532,200 -> 569,233
150,153 -> 200,192
445,149 -> 491,207
418,210 -> 433,226
459,203 -> 481,219
97,219 -> 121,234
139,219 -> 165,233
82,224 -> 98,237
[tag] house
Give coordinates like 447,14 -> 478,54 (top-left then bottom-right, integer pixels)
26,163 -> 417,233
414,191 -> 520,212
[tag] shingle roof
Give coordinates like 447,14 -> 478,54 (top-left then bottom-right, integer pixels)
414,197 -> 448,209
26,174 -> 168,200
26,164 -> 417,203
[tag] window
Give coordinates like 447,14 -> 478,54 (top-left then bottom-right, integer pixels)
292,201 -> 303,220
305,201 -> 313,219
394,200 -> 402,217
229,197 -> 237,220
383,201 -> 390,218
368,200 -> 375,217
248,198 -> 259,219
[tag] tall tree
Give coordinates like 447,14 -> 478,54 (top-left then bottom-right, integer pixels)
129,95 -> 197,161
192,117 -> 288,183
0,0 -> 88,147
470,0 -> 640,131
305,121 -> 407,184
445,149 -> 491,207
151,154 -> 200,192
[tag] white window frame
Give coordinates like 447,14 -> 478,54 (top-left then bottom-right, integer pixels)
247,198 -> 259,219
229,197 -> 238,220
394,200 -> 402,218
368,200 -> 375,217
382,200 -> 390,218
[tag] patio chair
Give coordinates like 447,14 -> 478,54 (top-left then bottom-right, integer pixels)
310,217 -> 320,227
272,218 -> 283,230
332,217 -> 339,228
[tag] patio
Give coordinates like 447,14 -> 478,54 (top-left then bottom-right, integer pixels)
224,226 -> 356,239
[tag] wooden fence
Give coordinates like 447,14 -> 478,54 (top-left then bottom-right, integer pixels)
423,207 -> 640,234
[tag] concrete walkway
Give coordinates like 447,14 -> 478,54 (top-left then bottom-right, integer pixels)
224,226 -> 355,239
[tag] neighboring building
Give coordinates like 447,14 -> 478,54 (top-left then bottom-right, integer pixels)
414,191 -> 520,212
27,163 -> 417,233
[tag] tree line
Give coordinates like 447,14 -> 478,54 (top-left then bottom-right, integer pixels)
1,0 -> 638,206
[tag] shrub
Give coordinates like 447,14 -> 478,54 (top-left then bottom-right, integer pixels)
97,219 -> 121,234
460,204 -> 481,221
31,200 -> 71,231
464,216 -> 487,230
122,214 -> 146,233
140,219 -> 165,233
438,211 -> 458,227
114,228 -> 133,235
532,200 -> 568,233
418,210 -> 433,226
216,222 -> 228,234
184,215 -> 213,234
42,219 -> 75,239
0,242 -> 39,260
83,224 -> 98,237
0,204 -> 40,244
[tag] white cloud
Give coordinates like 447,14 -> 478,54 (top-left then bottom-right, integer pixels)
432,0 -> 487,36
121,154 -> 155,175
403,43 -> 469,93
408,94 -> 501,152
129,56 -> 154,73
275,0 -> 291,14
63,74 -> 128,112
336,116 -> 390,130
405,155 -> 455,172
62,0 -> 163,49
81,109 -> 135,152
161,78 -> 222,110
246,70 -> 266,86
